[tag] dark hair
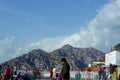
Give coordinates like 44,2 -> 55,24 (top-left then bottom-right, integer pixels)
8,65 -> 10,67
61,58 -> 66,62
115,65 -> 118,68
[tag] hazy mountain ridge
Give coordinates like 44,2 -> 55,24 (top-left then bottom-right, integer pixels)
2,44 -> 104,70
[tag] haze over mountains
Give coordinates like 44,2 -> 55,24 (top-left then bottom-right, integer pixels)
2,44 -> 104,70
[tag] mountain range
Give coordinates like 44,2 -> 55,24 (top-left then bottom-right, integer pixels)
2,44 -> 104,70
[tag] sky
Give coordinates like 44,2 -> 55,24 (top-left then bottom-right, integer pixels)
0,0 -> 120,63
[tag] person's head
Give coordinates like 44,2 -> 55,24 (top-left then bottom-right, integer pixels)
50,68 -> 53,70
61,58 -> 67,65
7,65 -> 10,67
115,65 -> 118,68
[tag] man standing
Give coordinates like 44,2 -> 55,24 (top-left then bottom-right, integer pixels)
61,58 -> 70,80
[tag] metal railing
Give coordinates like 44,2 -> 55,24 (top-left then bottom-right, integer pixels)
35,71 -> 98,80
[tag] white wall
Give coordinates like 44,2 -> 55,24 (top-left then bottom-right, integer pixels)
105,51 -> 116,65
105,51 -> 120,66
116,51 -> 120,66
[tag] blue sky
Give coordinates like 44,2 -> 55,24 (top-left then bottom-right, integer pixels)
0,0 -> 108,40
1,0 -> 120,63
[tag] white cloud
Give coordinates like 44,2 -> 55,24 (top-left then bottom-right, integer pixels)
0,36 -> 27,63
22,0 -> 120,53
0,36 -> 15,63
1,0 -> 120,63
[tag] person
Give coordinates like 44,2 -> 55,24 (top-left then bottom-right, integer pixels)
10,70 -> 13,80
112,65 -> 118,80
15,72 -> 21,80
61,58 -> 70,80
98,65 -> 106,80
0,65 -> 2,79
119,74 -> 120,80
50,68 -> 53,80
98,65 -> 102,80
24,74 -> 30,80
100,67 -> 105,80
13,66 -> 17,75
53,67 -> 57,80
103,67 -> 106,80
106,67 -> 111,80
2,74 -> 6,80
5,65 -> 11,80
58,73 -> 62,80
109,64 -> 113,79
33,69 -> 38,79
86,68 -> 91,80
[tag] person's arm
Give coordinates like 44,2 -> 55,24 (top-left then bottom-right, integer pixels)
5,68 -> 7,74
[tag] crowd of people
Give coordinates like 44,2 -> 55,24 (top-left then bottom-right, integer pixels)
0,65 -> 22,80
2,58 -> 120,80
0,58 -> 70,80
0,65 -> 33,80
98,64 -> 120,80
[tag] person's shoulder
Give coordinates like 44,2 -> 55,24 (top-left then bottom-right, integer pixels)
65,62 -> 70,67
66,62 -> 70,65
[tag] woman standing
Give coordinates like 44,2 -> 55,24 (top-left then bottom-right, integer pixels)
5,65 -> 11,80
112,65 -> 118,80
50,68 -> 53,80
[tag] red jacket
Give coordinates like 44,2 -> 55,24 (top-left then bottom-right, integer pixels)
50,69 -> 53,78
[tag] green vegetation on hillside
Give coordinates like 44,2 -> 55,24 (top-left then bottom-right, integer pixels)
114,43 -> 120,51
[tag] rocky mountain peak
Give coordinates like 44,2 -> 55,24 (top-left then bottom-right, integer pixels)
61,44 -> 73,50
2,44 -> 105,70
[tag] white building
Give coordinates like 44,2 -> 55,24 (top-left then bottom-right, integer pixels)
105,51 -> 120,66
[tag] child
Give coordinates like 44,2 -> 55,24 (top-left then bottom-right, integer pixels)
57,74 -> 62,80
